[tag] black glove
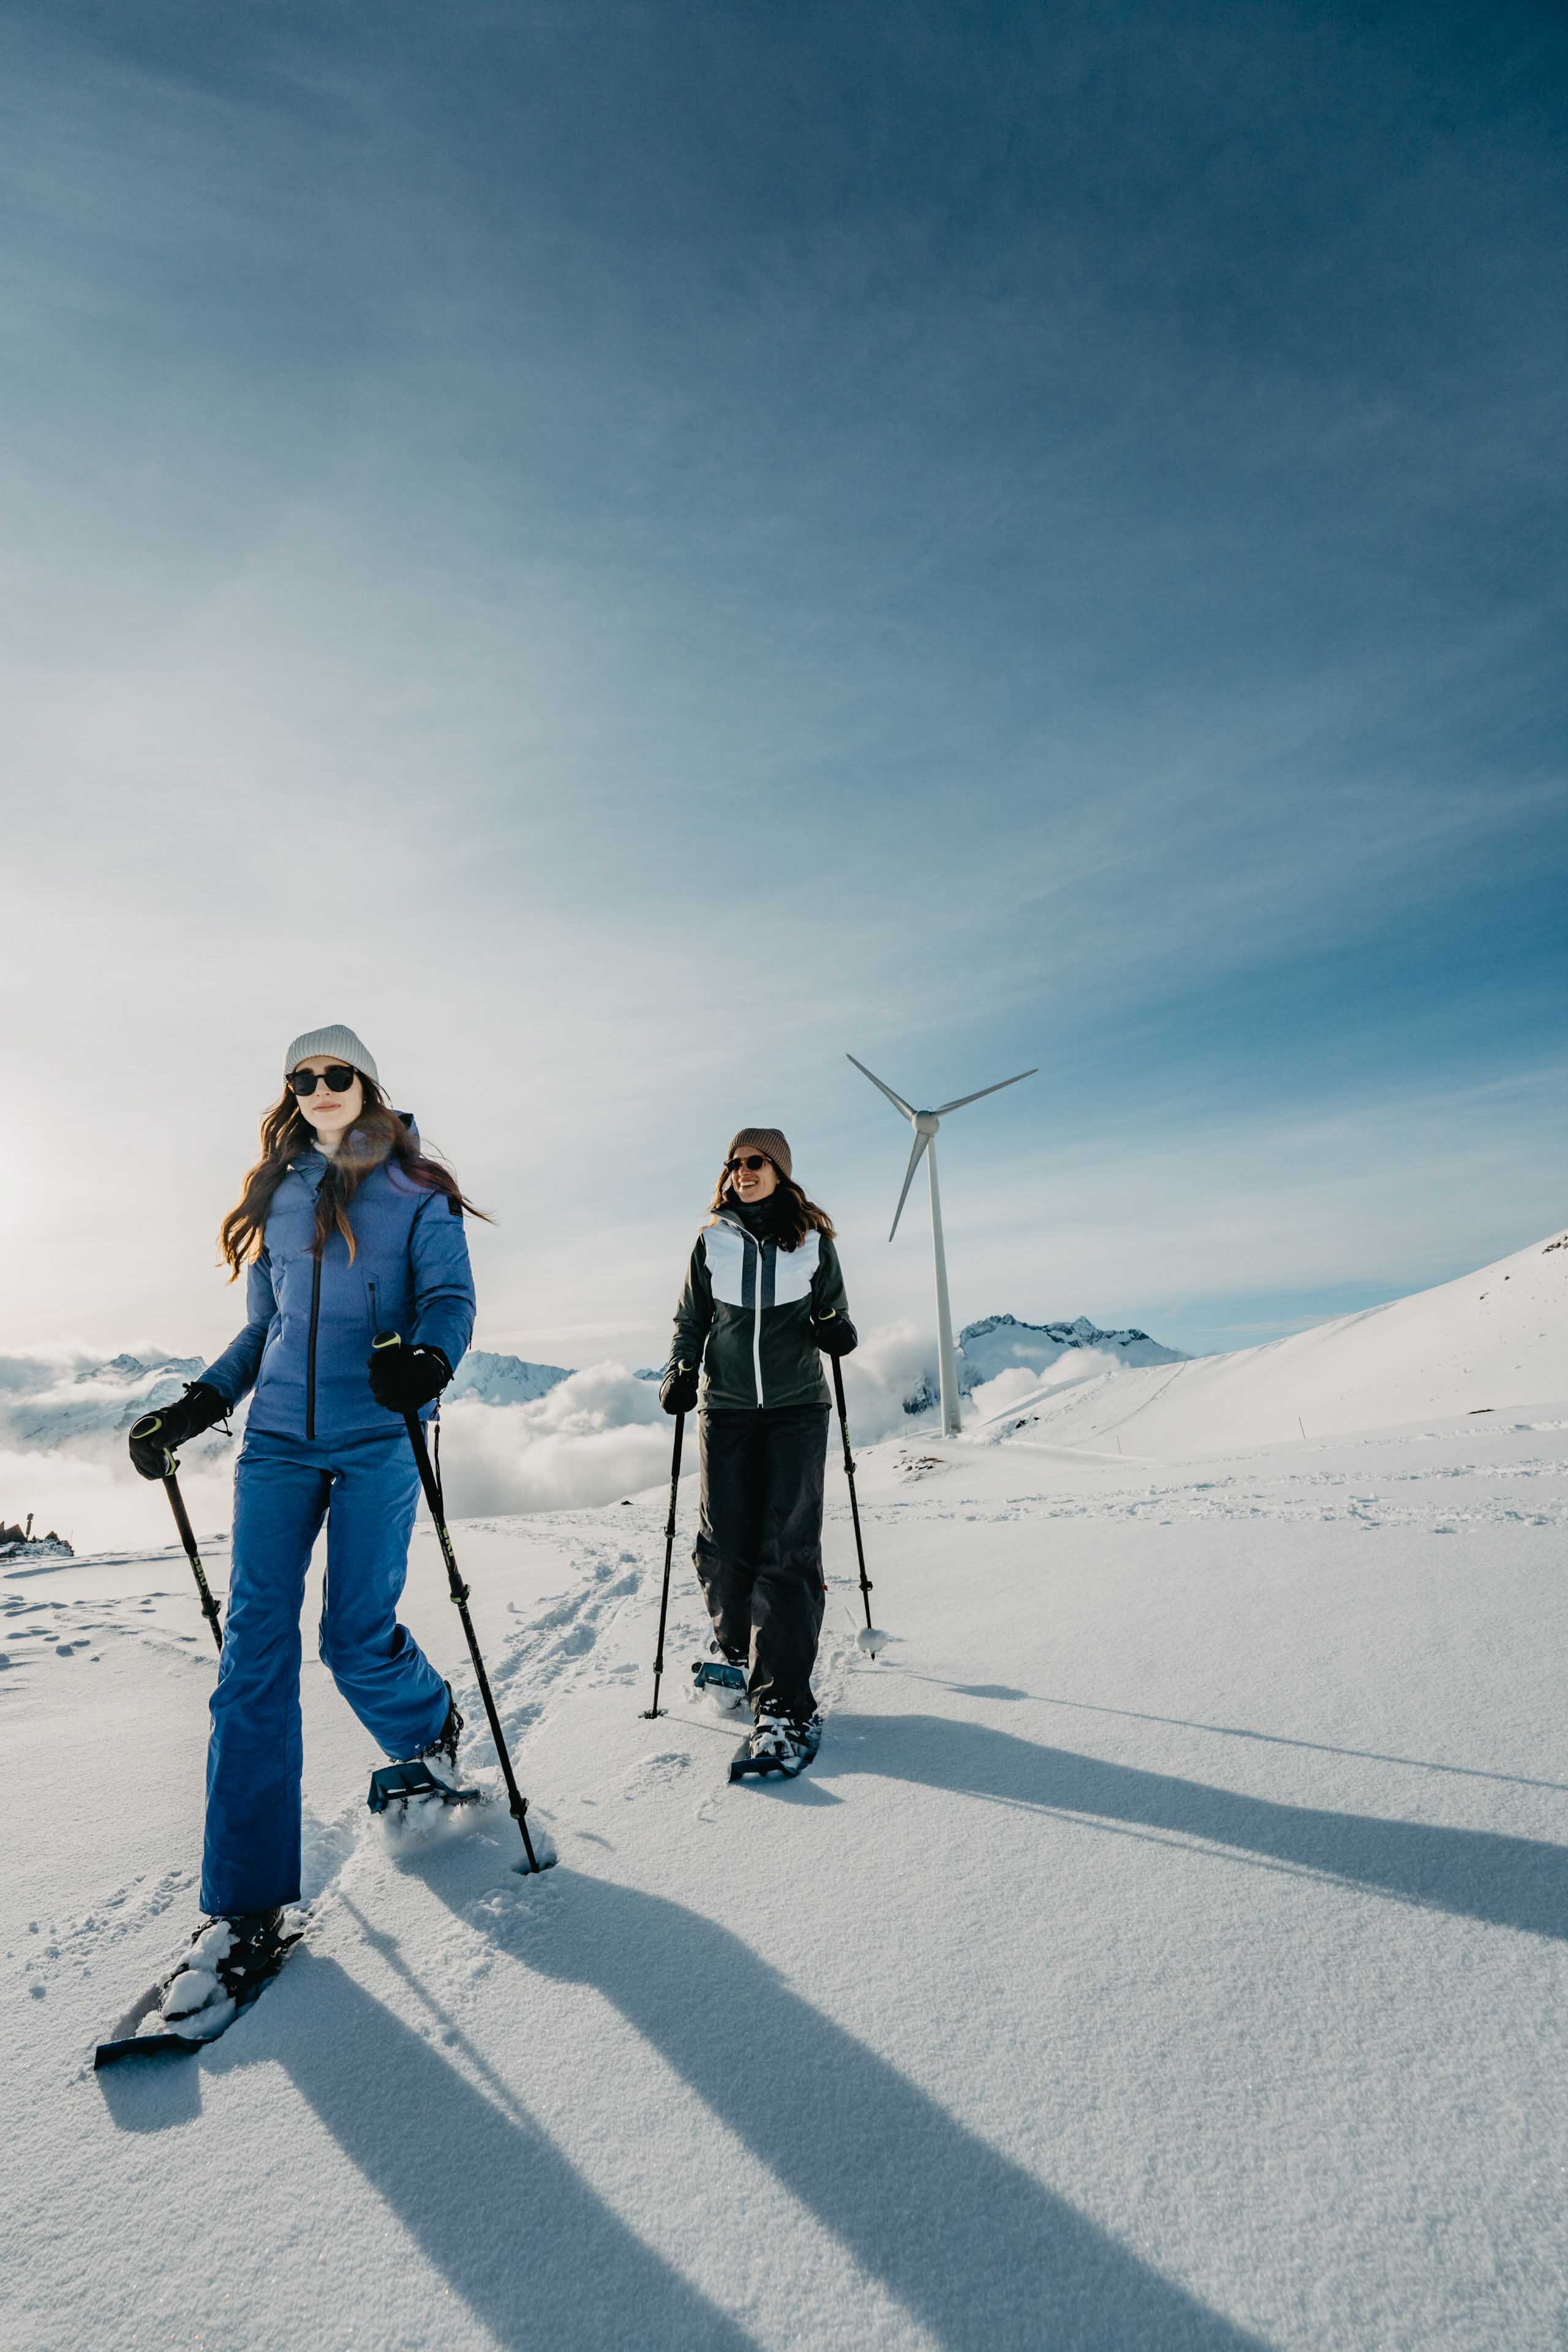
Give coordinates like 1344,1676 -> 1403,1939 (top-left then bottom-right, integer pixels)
368,1341 -> 453,1414
810,1310 -> 858,1359
127,1382 -> 228,1480
660,1361 -> 699,1415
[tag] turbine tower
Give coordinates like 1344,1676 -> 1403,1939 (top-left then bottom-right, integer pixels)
848,1054 -> 1037,1439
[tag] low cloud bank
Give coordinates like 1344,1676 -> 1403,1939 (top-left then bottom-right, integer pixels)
6,1327 -> 1172,1551
1,1332 -> 956,1549
0,1446 -> 237,1559
436,1362 -> 674,1515
437,1330 -> 944,1515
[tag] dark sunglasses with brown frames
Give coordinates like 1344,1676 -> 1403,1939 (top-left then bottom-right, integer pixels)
726,1153 -> 771,1174
290,1064 -> 359,1096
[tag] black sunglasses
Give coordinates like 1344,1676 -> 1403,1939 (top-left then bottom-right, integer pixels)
290,1065 -> 358,1096
726,1154 -> 769,1174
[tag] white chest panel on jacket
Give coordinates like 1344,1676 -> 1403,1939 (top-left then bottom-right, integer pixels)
704,1221 -> 820,1306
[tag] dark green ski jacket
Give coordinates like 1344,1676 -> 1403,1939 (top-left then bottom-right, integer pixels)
669,1210 -> 854,1411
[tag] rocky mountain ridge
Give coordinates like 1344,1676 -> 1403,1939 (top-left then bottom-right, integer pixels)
901,1313 -> 1186,1412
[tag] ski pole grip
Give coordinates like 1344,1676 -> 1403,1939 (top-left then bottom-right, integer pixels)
130,1411 -> 176,1478
371,1330 -> 403,1352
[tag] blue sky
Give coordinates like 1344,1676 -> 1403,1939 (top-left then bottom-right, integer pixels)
2,0 -> 1564,1368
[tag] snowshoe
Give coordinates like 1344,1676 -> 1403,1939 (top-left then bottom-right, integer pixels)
691,1645 -> 749,1713
94,1908 -> 305,2067
367,1686 -> 481,1814
729,1711 -> 823,1783
367,1758 -> 481,1812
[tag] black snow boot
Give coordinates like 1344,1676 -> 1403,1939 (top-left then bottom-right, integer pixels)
747,1709 -> 821,1769
692,1639 -> 749,1710
209,1909 -> 291,1999
417,1681 -> 464,1774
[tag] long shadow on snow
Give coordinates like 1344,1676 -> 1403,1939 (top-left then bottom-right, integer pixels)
428,1867 -> 1266,2351
897,1674 -> 1568,1796
222,1947 -> 762,2352
827,1713 -> 1568,1941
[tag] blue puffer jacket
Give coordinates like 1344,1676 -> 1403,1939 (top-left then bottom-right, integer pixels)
198,1134 -> 476,1444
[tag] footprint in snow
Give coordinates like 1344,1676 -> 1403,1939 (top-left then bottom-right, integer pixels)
621,1750 -> 692,1801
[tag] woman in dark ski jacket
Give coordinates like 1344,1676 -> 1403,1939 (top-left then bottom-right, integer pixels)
127,1024 -> 481,1983
660,1126 -> 856,1770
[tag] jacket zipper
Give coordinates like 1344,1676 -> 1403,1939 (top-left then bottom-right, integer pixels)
752,1234 -> 765,1408
715,1213 -> 771,1409
306,1253 -> 322,1440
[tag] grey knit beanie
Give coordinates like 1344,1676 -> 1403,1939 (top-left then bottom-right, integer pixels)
284,1024 -> 379,1085
726,1126 -> 792,1180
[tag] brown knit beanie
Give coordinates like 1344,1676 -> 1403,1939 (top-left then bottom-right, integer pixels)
726,1126 -> 792,1180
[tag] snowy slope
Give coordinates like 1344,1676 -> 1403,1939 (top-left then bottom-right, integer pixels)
6,1368 -> 1568,2346
976,1228 -> 1568,1457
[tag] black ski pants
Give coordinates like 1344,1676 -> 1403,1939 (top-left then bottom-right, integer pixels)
694,1404 -> 829,1722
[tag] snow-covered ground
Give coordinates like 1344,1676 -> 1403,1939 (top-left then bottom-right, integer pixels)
6,1234 -> 1568,2347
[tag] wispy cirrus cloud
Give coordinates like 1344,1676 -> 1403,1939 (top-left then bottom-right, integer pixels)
1,0 -> 1563,1368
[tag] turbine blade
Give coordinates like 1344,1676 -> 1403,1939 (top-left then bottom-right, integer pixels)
847,1054 -> 916,1121
888,1130 -> 931,1242
932,1068 -> 1039,1117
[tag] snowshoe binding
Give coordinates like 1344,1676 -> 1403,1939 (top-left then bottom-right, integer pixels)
94,1907 -> 306,2067
367,1686 -> 481,1814
691,1643 -> 749,1713
729,1710 -> 823,1783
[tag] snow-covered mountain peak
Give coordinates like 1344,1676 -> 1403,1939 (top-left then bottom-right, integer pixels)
75,1352 -> 202,1387
954,1314 -> 1185,1388
897,1312 -> 1185,1412
959,1311 -> 1178,1354
447,1351 -> 573,1407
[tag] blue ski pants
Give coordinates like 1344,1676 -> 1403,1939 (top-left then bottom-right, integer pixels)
202,1424 -> 450,1915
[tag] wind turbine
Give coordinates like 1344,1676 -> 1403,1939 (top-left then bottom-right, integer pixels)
848,1053 -> 1038,1439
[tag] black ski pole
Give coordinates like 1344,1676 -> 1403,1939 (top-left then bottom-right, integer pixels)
371,1336 -> 548,1874
641,1409 -> 685,1719
830,1355 -> 883,1656
129,1415 -> 224,1653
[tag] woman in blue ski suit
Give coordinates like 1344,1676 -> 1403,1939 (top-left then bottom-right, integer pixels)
129,1024 -> 482,1939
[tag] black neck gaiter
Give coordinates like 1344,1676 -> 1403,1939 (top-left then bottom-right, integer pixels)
732,1189 -> 787,1240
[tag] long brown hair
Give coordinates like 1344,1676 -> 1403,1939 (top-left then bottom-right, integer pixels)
707,1158 -> 835,1251
219,1077 -> 490,1276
